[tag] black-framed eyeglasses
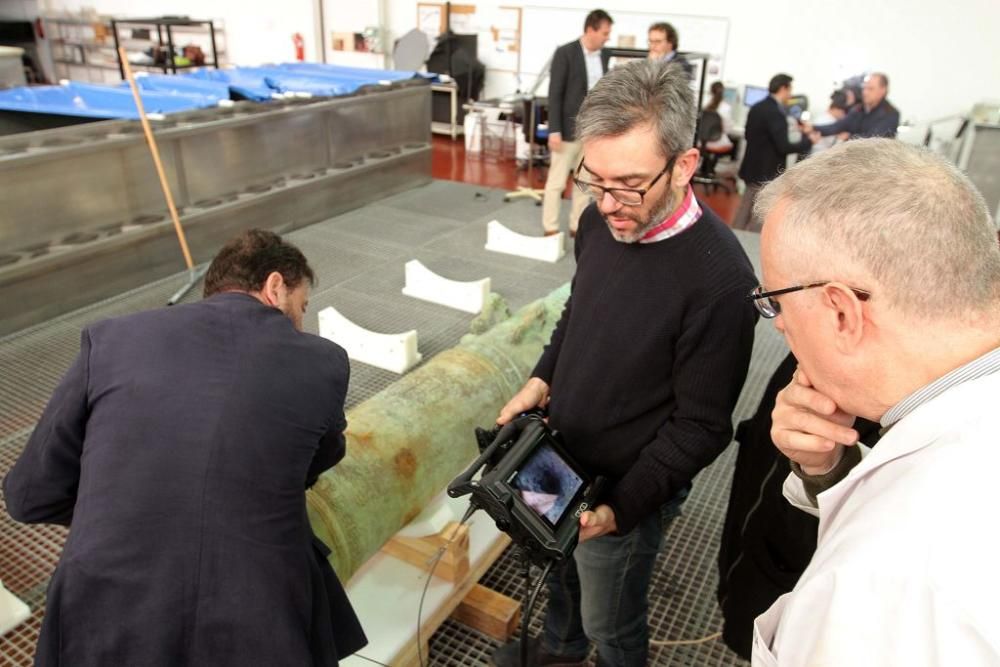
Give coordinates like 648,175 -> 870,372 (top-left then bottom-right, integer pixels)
748,281 -> 871,318
573,156 -> 676,206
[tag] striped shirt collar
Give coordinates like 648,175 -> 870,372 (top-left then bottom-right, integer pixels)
881,345 -> 1000,428
639,185 -> 702,244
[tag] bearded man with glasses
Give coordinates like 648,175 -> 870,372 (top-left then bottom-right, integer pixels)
490,59 -> 758,667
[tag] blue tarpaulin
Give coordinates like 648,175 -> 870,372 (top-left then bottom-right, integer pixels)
184,68 -> 276,101
223,64 -> 431,98
0,81 -> 221,119
0,64 -> 436,120
129,73 -> 231,101
277,62 -> 429,82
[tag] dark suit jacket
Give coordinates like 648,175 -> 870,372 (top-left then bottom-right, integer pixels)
815,98 -> 899,138
738,95 -> 812,185
717,352 -> 882,659
4,292 -> 366,666
547,39 -> 610,142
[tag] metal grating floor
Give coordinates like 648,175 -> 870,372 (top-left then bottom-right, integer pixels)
0,181 -> 786,665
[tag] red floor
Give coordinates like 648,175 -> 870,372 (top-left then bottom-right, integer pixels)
430,135 -> 741,225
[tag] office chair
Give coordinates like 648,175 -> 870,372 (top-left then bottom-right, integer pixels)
692,109 -> 735,195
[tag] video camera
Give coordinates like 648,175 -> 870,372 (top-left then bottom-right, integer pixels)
448,412 -> 604,565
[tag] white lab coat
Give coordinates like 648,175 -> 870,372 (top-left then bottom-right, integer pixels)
753,372 -> 1000,666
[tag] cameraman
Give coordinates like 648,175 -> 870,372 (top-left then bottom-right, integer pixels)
492,59 -> 757,667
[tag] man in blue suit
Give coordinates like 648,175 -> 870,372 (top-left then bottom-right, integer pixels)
4,229 -> 365,666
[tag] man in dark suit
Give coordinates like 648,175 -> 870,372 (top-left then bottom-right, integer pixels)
542,9 -> 613,237
732,73 -> 814,232
3,229 -> 366,666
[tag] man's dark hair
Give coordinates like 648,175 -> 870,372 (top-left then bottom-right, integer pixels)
203,229 -> 315,297
584,9 -> 612,32
706,80 -> 725,112
649,22 -> 679,50
830,89 -> 849,112
768,73 -> 793,94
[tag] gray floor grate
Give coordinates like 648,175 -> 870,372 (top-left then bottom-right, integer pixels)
0,181 -> 787,665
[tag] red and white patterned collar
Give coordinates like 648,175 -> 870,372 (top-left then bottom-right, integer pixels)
639,185 -> 702,244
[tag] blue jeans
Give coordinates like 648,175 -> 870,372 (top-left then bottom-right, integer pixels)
541,491 -> 687,666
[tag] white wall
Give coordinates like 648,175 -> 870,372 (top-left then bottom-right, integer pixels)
0,0 -> 40,21
384,0 -> 1000,125
26,0 -> 1000,124
36,0 -> 320,65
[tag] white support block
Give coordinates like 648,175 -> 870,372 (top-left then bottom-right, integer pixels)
318,306 -> 422,374
484,220 -> 565,263
0,580 -> 29,637
401,260 -> 491,314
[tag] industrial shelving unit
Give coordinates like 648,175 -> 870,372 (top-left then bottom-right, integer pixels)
43,15 -> 225,83
45,16 -> 121,83
111,17 -> 223,78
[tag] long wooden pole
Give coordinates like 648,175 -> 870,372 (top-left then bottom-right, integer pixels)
118,47 -> 194,271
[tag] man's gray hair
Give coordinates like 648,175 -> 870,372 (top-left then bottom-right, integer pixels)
575,58 -> 695,158
755,138 -> 1000,321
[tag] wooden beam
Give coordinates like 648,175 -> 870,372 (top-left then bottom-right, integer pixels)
382,521 -> 470,582
451,584 -> 521,641
391,532 -> 512,666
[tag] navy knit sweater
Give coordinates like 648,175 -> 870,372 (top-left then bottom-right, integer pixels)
532,202 -> 758,533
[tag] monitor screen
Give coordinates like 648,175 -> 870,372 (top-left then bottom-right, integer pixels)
511,443 -> 585,527
785,94 -> 808,120
743,84 -> 769,108
722,86 -> 740,108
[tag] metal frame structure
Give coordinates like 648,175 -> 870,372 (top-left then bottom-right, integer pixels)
111,17 -> 220,78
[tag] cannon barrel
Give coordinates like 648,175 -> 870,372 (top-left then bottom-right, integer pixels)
307,285 -> 570,579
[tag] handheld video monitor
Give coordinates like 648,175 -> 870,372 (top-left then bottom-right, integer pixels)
510,442 -> 586,528
448,414 -> 603,564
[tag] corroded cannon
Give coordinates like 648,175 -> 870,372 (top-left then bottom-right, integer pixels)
307,285 -> 570,579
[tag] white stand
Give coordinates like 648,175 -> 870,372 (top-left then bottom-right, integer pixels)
318,306 -> 422,374
0,580 -> 29,637
401,260 -> 491,314
341,490 -> 509,667
485,220 -> 565,263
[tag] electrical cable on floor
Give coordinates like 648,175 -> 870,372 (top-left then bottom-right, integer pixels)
650,630 -> 723,647
518,553 -> 555,665
354,653 -> 392,666
416,504 -> 478,667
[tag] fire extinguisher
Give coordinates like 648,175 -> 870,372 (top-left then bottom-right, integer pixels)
292,33 -> 305,61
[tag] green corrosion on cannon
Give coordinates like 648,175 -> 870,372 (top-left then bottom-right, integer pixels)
306,285 -> 570,580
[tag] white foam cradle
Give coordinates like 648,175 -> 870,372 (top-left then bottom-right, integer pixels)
0,580 -> 30,637
401,260 -> 491,314
318,306 -> 422,374
484,220 -> 565,263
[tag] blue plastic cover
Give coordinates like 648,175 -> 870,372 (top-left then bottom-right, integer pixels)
277,62 -> 430,82
128,74 -> 230,101
0,64 -> 437,118
184,64 -> 431,100
184,68 -> 276,101
0,81 -> 220,119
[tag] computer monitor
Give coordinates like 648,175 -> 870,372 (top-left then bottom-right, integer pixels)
785,94 -> 809,120
723,86 -> 740,108
743,84 -> 769,108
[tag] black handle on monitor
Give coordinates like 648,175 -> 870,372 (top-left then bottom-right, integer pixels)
447,421 -> 519,498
